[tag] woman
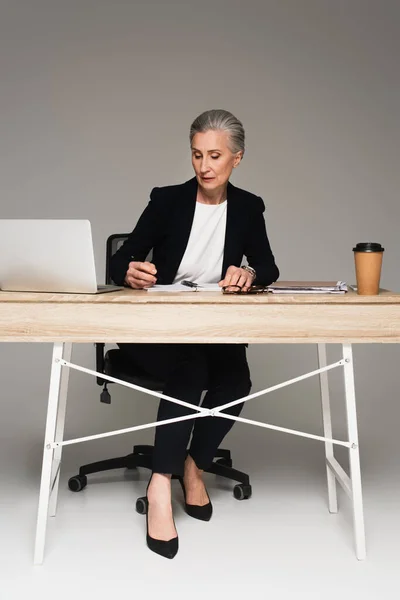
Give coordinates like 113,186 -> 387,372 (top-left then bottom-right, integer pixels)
110,109 -> 279,559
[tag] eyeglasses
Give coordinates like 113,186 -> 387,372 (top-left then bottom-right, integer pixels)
222,285 -> 268,295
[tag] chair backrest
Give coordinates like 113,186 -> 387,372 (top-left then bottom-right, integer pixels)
97,233 -> 129,388
105,233 -> 129,284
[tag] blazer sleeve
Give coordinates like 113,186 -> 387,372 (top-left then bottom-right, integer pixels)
244,196 -> 279,286
109,187 -> 166,285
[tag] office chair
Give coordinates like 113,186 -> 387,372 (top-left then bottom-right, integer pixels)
68,234 -> 252,508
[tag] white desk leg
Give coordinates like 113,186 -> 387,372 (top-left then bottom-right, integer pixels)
342,343 -> 366,560
34,342 -> 65,565
49,343 -> 72,517
317,344 -> 338,513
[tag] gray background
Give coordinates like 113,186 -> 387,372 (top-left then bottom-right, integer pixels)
1,0 -> 399,493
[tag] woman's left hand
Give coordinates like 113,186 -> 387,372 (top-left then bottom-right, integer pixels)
219,266 -> 255,292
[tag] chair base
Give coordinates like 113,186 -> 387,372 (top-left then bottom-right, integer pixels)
68,445 -> 252,500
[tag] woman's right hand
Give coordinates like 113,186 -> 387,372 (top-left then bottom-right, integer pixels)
124,261 -> 158,289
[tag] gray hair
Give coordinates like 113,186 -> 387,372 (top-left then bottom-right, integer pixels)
190,109 -> 245,156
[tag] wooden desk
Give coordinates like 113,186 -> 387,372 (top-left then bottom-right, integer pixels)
1,288 -> 400,343
1,289 -> 400,564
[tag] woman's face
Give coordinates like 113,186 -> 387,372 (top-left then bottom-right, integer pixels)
191,129 -> 242,193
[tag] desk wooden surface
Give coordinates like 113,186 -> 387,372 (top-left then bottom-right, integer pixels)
1,288 -> 400,343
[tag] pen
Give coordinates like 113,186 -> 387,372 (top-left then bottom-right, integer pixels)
181,280 -> 200,288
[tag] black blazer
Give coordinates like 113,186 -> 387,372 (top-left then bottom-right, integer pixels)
110,177 -> 279,287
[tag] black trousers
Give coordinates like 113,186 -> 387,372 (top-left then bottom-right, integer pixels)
117,343 -> 251,476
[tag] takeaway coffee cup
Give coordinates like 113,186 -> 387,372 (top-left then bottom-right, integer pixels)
353,242 -> 384,295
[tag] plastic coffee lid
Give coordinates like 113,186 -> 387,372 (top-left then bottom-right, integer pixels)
353,242 -> 384,252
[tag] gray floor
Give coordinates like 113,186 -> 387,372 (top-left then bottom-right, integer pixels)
1,435 -> 399,600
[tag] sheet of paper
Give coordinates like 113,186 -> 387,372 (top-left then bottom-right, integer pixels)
147,283 -> 222,293
269,289 -> 346,294
268,281 -> 347,293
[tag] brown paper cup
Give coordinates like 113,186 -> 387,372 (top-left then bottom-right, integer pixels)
353,242 -> 384,295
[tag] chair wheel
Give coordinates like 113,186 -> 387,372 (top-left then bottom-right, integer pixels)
233,484 -> 252,500
136,496 -> 148,515
215,457 -> 233,468
68,475 -> 87,492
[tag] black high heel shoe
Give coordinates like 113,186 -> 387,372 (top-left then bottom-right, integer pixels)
178,477 -> 213,521
145,476 -> 179,559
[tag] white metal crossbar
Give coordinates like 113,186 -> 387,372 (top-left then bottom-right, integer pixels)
47,357 -> 347,450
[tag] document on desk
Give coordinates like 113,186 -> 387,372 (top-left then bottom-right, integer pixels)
147,283 -> 222,292
267,281 -> 348,294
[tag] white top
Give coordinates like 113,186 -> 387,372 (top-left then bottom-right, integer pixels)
173,200 -> 227,284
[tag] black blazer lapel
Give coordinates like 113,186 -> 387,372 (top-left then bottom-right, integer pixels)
163,178 -> 197,283
222,181 -> 245,277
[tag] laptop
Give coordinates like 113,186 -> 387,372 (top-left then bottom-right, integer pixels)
0,220 -> 122,294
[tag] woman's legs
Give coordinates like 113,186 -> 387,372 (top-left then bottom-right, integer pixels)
117,343 -> 251,536
118,342 -> 209,475
152,345 -> 209,474
184,344 -> 251,504
117,343 -> 209,541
